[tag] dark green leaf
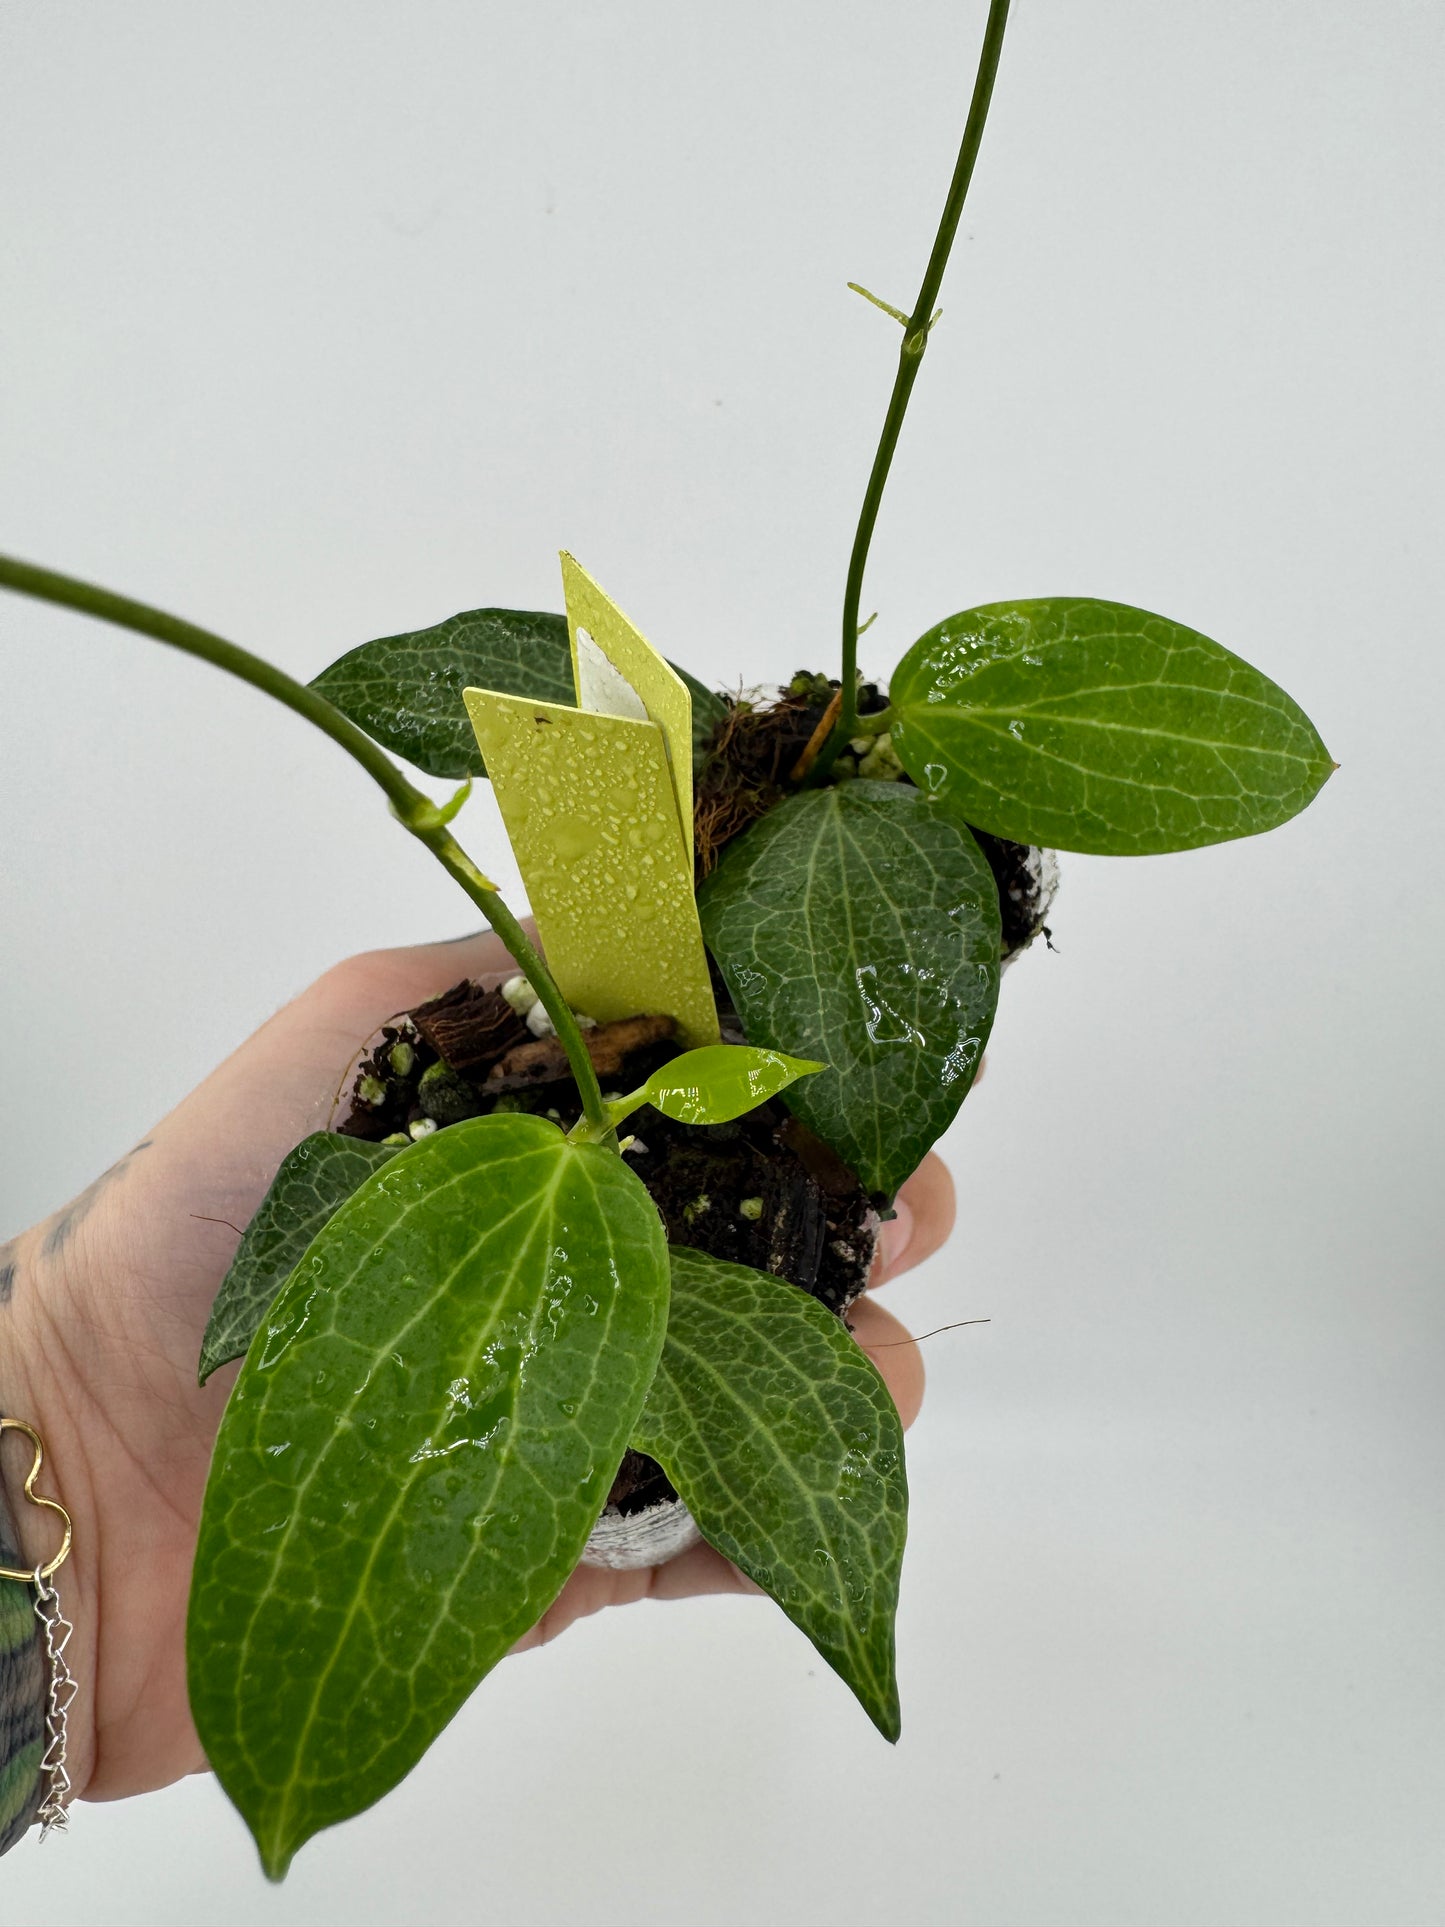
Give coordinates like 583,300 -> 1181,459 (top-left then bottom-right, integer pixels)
188,1114 -> 669,1879
890,597 -> 1335,855
674,663 -> 729,775
698,781 -> 1000,1197
198,1133 -> 399,1385
632,1246 -> 907,1740
311,605 -> 729,783
310,608 -> 575,778
622,1045 -> 822,1128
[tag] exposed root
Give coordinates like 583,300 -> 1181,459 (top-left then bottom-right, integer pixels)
693,688 -> 819,878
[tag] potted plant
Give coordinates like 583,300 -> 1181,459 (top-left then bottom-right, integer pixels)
0,0 -> 1332,1880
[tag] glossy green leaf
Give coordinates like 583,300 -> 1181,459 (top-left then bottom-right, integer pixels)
310,607 -> 575,778
890,597 -> 1335,854
633,1246 -> 907,1740
698,781 -> 1000,1198
188,1113 -> 669,1879
198,1133 -> 400,1385
311,605 -> 727,783
617,1045 -> 823,1129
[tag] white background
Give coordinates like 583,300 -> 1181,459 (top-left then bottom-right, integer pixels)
2,3 -> 1441,1922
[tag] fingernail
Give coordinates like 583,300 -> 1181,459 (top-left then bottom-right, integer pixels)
879,1198 -> 914,1275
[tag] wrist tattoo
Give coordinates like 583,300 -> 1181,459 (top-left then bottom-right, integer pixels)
40,1139 -> 152,1260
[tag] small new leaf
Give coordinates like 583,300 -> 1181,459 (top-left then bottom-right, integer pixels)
188,1114 -> 669,1879
617,1045 -> 823,1129
890,597 -> 1335,854
198,1133 -> 400,1384
698,781 -> 1000,1198
633,1246 -> 907,1740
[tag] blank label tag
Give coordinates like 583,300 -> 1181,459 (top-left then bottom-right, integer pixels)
560,551 -> 696,838
463,559 -> 719,1047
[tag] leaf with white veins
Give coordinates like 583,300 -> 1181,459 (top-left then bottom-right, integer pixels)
698,781 -> 1000,1197
199,1133 -> 400,1384
633,1246 -> 907,1740
187,1113 -> 668,1878
310,608 -> 575,778
310,607 -> 728,782
890,597 -> 1335,854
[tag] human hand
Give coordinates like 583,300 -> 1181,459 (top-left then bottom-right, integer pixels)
0,929 -> 954,1809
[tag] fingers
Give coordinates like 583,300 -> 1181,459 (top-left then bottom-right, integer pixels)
872,1151 -> 956,1286
517,1539 -> 758,1649
143,929 -> 526,1212
233,926 -> 524,1126
849,1294 -> 925,1428
301,928 -> 524,1045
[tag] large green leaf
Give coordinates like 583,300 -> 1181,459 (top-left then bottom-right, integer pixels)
697,781 -> 1000,1198
198,1133 -> 400,1384
890,597 -> 1335,855
309,608 -> 575,778
188,1113 -> 669,1879
311,607 -> 729,783
633,1246 -> 907,1740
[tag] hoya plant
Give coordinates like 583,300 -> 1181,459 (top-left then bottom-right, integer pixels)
0,0 -> 1330,1881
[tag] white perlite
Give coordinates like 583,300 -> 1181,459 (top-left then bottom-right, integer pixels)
1000,845 -> 1061,970
581,1497 -> 703,1571
500,973 -> 539,1014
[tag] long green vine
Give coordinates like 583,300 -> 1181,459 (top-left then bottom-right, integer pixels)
813,0 -> 1013,780
0,551 -> 611,1138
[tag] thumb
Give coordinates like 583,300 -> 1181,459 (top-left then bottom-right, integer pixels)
128,927 -> 526,1251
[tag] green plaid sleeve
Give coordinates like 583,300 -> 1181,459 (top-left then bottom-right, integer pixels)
0,1472 -> 45,1854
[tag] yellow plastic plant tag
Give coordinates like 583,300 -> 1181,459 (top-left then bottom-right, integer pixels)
560,551 -> 695,838
462,687 -> 720,1048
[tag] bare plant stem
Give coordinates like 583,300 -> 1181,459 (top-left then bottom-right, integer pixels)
0,551 -> 611,1137
813,0 -> 1012,781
